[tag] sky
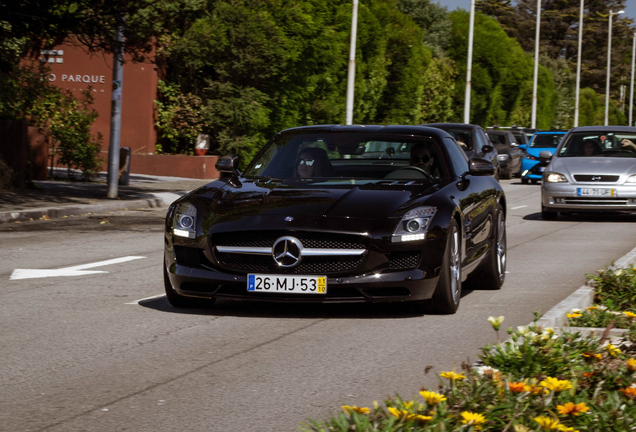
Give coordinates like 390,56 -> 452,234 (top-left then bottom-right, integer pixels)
434,0 -> 636,23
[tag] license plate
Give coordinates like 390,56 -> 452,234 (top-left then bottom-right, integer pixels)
539,166 -> 546,172
577,188 -> 615,197
247,274 -> 327,294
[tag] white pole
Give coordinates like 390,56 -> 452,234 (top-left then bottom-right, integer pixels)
605,12 -> 614,126
574,0 -> 584,127
345,0 -> 359,126
629,32 -> 635,126
463,0 -> 475,124
531,0 -> 541,129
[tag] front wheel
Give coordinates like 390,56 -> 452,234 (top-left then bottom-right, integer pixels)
164,264 -> 216,308
521,177 -> 529,184
427,218 -> 462,314
467,205 -> 506,290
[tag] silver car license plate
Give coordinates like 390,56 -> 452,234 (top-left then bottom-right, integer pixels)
577,188 -> 615,197
247,274 -> 327,294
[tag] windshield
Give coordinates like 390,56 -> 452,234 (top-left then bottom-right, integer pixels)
487,133 -> 509,145
243,131 -> 449,181
512,133 -> 526,144
558,132 -> 636,158
530,134 -> 564,148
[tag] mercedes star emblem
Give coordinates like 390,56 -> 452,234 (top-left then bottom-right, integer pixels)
592,176 -> 601,181
284,216 -> 294,222
272,236 -> 303,268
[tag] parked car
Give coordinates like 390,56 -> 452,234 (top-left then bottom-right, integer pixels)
541,126 -> 636,220
164,125 -> 507,314
487,125 -> 531,146
423,123 -> 500,179
485,130 -> 524,179
520,131 -> 566,184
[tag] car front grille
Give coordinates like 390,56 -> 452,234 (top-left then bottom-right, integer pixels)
388,251 -> 421,270
563,197 -> 630,206
212,231 -> 367,275
211,231 -> 366,249
573,175 -> 620,183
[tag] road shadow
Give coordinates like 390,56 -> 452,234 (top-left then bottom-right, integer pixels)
523,212 -> 636,222
138,292 -> 473,319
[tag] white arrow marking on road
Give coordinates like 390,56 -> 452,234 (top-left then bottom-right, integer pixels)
10,256 -> 146,280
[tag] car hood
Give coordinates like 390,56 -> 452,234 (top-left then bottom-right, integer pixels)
550,157 -> 636,177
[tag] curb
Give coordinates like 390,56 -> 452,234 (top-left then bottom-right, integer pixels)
0,192 -> 184,224
535,245 -> 636,333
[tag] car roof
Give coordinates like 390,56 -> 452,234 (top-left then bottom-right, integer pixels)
533,131 -> 566,135
485,130 -> 512,135
569,126 -> 636,133
421,123 -> 479,131
280,124 -> 453,139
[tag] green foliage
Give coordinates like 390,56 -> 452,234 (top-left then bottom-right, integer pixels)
155,80 -> 205,155
0,64 -> 103,180
588,266 -> 636,311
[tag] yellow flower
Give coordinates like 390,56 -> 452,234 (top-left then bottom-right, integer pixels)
556,402 -> 590,416
540,377 -> 573,392
581,352 -> 602,361
419,390 -> 447,405
440,371 -> 465,380
534,416 -> 564,430
513,426 -> 531,432
407,414 -> 433,422
387,407 -> 408,419
461,411 -> 486,430
402,400 -> 415,410
606,344 -> 622,357
508,381 -> 528,393
624,311 -> 636,319
586,306 -> 598,310
487,315 -> 505,331
626,358 -> 636,372
566,313 -> 582,319
341,405 -> 370,415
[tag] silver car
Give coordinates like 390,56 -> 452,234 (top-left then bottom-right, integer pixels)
541,126 -> 636,219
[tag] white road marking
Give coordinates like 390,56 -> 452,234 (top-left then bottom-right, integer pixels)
511,205 -> 528,210
10,256 -> 146,280
126,294 -> 165,305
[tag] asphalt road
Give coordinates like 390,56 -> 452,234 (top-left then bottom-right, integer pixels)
1,180 -> 636,432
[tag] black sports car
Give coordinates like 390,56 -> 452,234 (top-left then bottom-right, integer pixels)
164,125 -> 507,314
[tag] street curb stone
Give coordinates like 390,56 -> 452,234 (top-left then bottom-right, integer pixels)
0,196 -> 172,223
535,245 -> 636,332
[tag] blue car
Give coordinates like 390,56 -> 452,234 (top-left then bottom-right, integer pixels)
520,132 -> 566,184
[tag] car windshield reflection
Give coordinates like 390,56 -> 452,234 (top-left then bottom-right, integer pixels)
558,132 -> 636,158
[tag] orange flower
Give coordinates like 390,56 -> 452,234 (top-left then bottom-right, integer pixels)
508,381 -> 528,393
341,405 -> 370,415
582,352 -> 602,361
556,402 -> 590,416
582,372 -> 594,378
627,358 -> 636,372
619,387 -> 636,399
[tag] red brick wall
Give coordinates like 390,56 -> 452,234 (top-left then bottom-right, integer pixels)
40,42 -> 158,155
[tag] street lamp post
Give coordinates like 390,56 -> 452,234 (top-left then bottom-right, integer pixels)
531,0 -> 541,129
463,0 -> 476,124
630,32 -> 635,126
573,0 -> 584,127
345,0 -> 359,126
605,9 -> 625,126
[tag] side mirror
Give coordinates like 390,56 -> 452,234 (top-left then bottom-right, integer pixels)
468,158 -> 496,176
215,154 -> 240,177
511,142 -> 519,147
481,145 -> 494,154
518,144 -> 527,151
539,150 -> 553,159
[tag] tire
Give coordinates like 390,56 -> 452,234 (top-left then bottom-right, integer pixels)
531,179 -> 539,185
164,264 -> 216,308
541,206 -> 558,221
467,205 -> 506,290
503,169 -> 512,180
428,218 -> 462,314
521,177 -> 529,184
495,169 -> 500,182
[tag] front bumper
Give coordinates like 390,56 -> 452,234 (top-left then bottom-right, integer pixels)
521,160 -> 545,179
165,261 -> 439,303
542,182 -> 636,212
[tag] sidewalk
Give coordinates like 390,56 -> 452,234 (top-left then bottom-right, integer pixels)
0,171 -> 214,223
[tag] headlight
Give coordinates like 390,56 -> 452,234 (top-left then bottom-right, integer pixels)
392,206 -> 436,242
525,154 -> 540,161
626,174 -> 636,183
545,172 -> 567,183
173,202 -> 197,238
497,154 -> 510,161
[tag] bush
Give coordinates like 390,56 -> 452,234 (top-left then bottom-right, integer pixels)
0,155 -> 14,190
